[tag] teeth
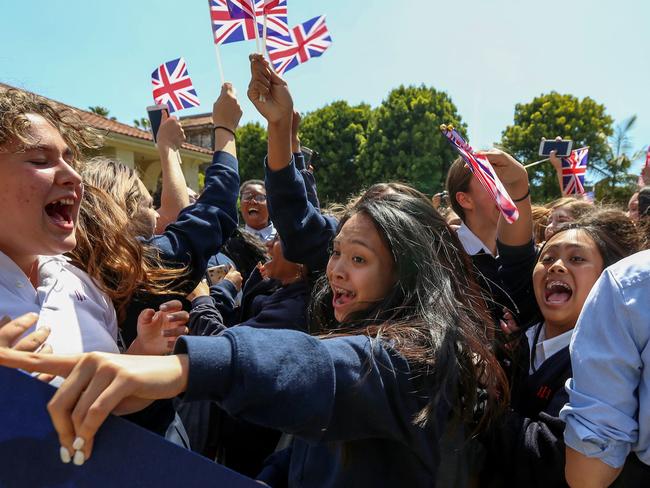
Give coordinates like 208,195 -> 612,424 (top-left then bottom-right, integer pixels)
51,198 -> 74,206
546,280 -> 571,291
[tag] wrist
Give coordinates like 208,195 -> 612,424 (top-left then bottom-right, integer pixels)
213,125 -> 237,137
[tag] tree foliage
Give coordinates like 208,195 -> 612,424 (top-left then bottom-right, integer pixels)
236,122 -> 268,184
300,101 -> 372,203
500,92 -> 614,201
357,85 -> 465,195
87,106 -> 116,120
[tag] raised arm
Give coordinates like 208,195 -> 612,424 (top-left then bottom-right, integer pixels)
154,116 -> 189,233
248,55 -> 337,271
146,83 -> 242,289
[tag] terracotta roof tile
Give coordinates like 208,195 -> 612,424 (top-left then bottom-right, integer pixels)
0,82 -> 212,155
179,113 -> 213,129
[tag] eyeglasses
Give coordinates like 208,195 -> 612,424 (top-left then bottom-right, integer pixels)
241,193 -> 267,203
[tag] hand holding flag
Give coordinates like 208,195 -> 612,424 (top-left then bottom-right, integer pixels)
247,54 -> 293,123
440,125 -> 520,224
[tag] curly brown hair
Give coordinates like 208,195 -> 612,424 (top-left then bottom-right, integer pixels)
0,88 -> 101,160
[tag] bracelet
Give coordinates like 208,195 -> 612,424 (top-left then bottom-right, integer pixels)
214,125 -> 236,138
512,187 -> 530,202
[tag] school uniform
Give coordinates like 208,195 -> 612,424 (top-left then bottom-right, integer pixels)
174,327 -> 447,487
265,157 -> 338,273
0,251 -> 118,355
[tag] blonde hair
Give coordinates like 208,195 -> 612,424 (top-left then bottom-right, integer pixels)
70,158 -> 185,322
0,88 -> 100,160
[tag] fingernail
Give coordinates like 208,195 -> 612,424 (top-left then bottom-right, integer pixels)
72,436 -> 85,450
60,446 -> 71,464
73,450 -> 85,466
159,303 -> 169,311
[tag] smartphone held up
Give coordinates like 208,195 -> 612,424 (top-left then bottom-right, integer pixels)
539,138 -> 573,157
147,104 -> 169,144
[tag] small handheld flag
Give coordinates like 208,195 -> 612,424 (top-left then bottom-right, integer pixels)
440,125 -> 519,224
223,0 -> 288,41
151,58 -> 200,113
266,15 -> 333,75
560,148 -> 589,195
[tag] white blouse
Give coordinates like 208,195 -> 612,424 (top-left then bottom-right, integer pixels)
0,251 -> 119,355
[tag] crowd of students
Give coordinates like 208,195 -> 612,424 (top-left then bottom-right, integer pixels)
0,54 -> 649,487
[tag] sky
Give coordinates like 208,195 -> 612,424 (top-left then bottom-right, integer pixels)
1,0 -> 648,172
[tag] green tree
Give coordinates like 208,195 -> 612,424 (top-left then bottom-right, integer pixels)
300,101 -> 372,203
133,117 -> 151,130
594,115 -> 644,203
357,85 -> 466,195
236,122 -> 268,184
87,106 -> 116,121
500,92 -> 614,201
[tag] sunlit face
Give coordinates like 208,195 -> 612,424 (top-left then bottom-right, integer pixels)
532,229 -> 604,332
261,235 -> 302,283
464,176 -> 500,226
628,192 -> 639,221
545,207 -> 573,241
326,213 -> 397,322
0,114 -> 83,272
240,183 -> 269,231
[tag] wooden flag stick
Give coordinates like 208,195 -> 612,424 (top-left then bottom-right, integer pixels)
262,14 -> 269,57
214,44 -> 225,85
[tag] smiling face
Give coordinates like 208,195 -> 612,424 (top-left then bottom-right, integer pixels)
240,183 -> 269,231
0,114 -> 83,273
545,207 -> 574,241
326,212 -> 397,323
532,229 -> 604,333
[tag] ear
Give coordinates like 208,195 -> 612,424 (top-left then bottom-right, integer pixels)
455,191 -> 474,211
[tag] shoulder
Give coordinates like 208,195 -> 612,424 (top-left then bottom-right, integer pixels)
605,250 -> 650,292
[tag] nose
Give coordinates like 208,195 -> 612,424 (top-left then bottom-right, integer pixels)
328,256 -> 347,281
548,258 -> 567,274
56,159 -> 83,188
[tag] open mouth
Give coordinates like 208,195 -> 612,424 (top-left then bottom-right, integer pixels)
544,280 -> 573,304
332,286 -> 356,307
247,208 -> 259,216
45,197 -> 75,229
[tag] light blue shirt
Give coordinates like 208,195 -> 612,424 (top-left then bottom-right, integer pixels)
559,249 -> 650,468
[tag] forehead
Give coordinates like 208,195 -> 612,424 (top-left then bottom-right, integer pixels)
544,228 -> 597,251
336,213 -> 386,249
242,184 -> 265,195
22,114 -> 67,149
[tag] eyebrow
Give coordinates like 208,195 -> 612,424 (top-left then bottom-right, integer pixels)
22,144 -> 74,160
333,237 -> 375,251
543,242 -> 589,252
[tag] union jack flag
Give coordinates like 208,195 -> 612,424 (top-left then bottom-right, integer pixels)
210,0 -> 288,44
151,58 -> 200,113
266,15 -> 333,75
440,125 -> 519,224
561,148 -> 589,195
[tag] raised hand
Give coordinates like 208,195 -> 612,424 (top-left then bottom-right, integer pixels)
156,115 -> 186,151
482,149 -> 529,197
127,300 -> 189,355
247,54 -> 293,124
212,82 -> 243,132
224,268 -> 243,291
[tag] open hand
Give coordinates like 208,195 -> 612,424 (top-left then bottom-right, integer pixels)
128,300 -> 189,355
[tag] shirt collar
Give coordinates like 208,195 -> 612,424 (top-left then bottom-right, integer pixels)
526,322 -> 574,373
245,223 -> 276,242
457,222 -> 493,256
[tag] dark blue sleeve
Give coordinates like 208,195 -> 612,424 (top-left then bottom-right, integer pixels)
496,239 -> 540,326
209,279 -> 238,321
144,151 -> 240,290
175,327 -> 422,445
265,158 -> 337,272
257,447 -> 291,487
188,296 -> 227,336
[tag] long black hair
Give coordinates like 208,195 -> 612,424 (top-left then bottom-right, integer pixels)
310,192 -> 507,428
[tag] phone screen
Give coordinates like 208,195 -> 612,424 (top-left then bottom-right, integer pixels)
539,140 -> 573,157
147,105 -> 169,143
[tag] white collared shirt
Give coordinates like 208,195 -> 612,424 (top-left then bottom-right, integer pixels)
457,222 -> 493,256
244,223 -> 277,243
0,251 -> 119,355
525,322 -> 574,374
